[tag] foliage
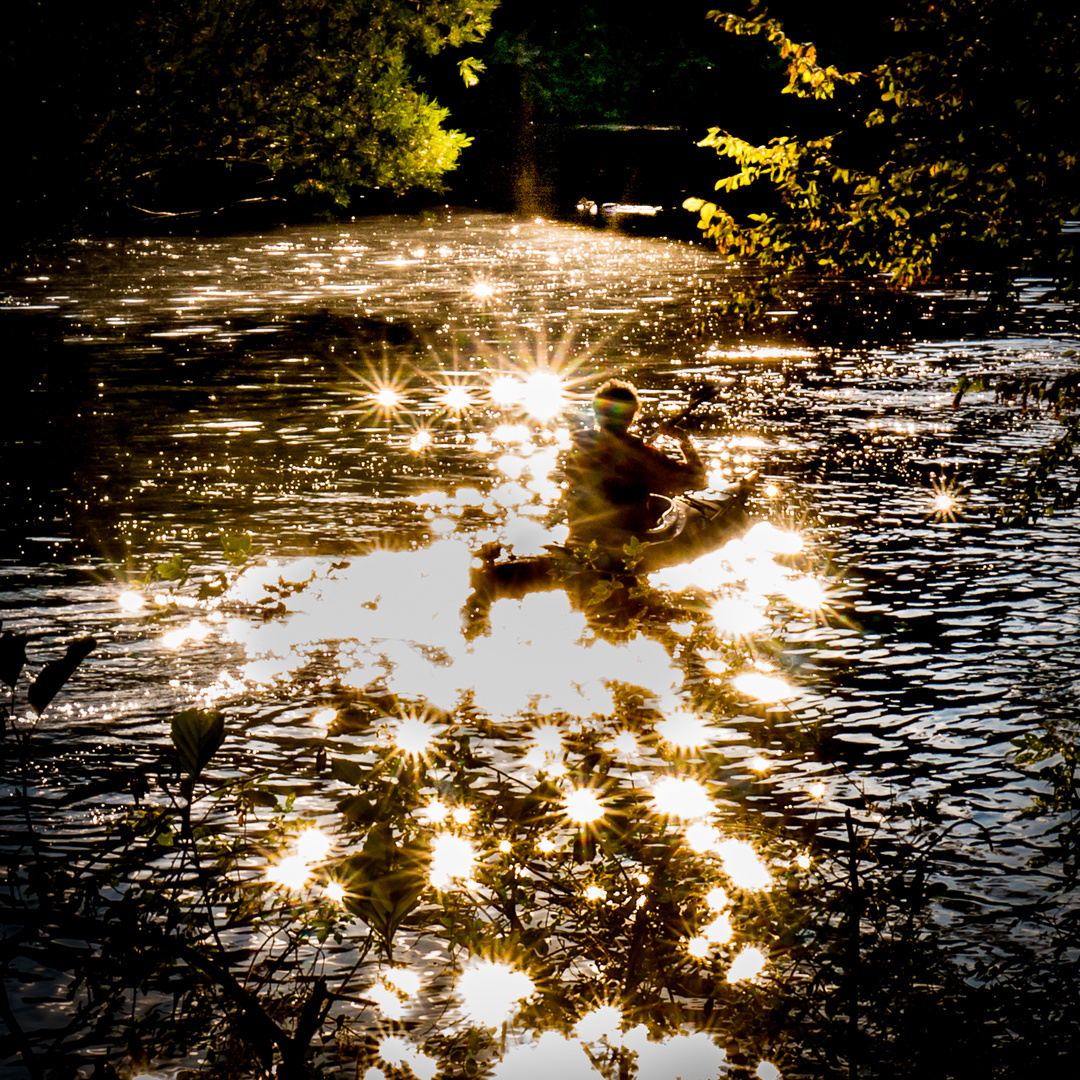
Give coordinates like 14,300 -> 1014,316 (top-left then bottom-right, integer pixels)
685,1 -> 1079,290
8,0 -> 497,249
951,359 -> 1080,522
472,1 -> 735,127
3,564 -> 1079,1078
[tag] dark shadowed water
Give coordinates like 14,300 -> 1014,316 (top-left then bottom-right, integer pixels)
2,211 -> 1078,1076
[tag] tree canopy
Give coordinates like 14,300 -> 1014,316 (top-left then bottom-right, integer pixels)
685,1 -> 1079,290
8,0 -> 497,255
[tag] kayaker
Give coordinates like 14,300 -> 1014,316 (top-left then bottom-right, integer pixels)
563,379 -> 705,546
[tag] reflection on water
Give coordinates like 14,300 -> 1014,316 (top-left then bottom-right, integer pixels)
2,212 -> 1078,1075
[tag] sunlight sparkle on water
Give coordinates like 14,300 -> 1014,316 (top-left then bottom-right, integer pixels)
438,385 -> 475,412
266,854 -> 311,891
573,1004 -> 623,1042
491,1031 -> 597,1080
378,1036 -> 438,1080
458,959 -> 535,1028
716,839 -> 773,890
323,881 -> 346,905
930,479 -> 963,520
489,376 -> 524,408
470,280 -> 496,301
409,429 -> 433,452
266,826 -> 334,891
384,968 -> 421,997
374,387 -> 403,410
733,671 -> 793,703
564,787 -> 605,824
711,596 -> 768,639
705,886 -> 730,910
783,576 -> 829,611
118,590 -> 146,612
685,822 -> 721,853
420,798 -> 452,825
654,705 -> 713,750
726,944 -> 768,984
701,910 -> 734,944
429,833 -> 476,890
520,371 -> 567,421
294,826 -> 333,864
162,620 -> 212,650
749,521 -> 804,555
386,712 -> 441,759
601,730 -> 642,759
651,776 -> 714,820
311,707 -> 337,730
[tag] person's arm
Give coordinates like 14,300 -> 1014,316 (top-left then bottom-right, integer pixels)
676,430 -> 705,487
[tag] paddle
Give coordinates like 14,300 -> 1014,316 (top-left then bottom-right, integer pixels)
645,382 -> 719,444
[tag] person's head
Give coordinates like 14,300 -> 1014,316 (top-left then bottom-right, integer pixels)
593,379 -> 639,432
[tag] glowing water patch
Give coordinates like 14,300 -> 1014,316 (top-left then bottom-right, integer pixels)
491,1031 -> 597,1080
733,671 -> 793,703
573,1004 -> 623,1042
726,944 -> 767,984
710,597 -> 768,638
458,959 -> 535,1028
564,788 -> 605,824
378,1035 -> 438,1080
651,776 -> 713,820
715,839 -> 772,890
118,590 -> 146,612
226,541 -> 683,724
654,706 -> 713,750
429,833 -> 476,890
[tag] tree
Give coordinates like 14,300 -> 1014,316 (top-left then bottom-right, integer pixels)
685,1 -> 1079,291
8,0 -> 497,253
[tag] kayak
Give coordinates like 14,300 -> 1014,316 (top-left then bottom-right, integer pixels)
464,473 -> 757,619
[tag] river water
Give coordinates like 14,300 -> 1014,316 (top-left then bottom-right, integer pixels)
2,211 -> 1078,1076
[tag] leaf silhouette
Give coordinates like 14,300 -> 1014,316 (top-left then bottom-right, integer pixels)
340,830 -> 428,949
170,709 -> 226,779
0,628 -> 29,688
27,636 -> 95,714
